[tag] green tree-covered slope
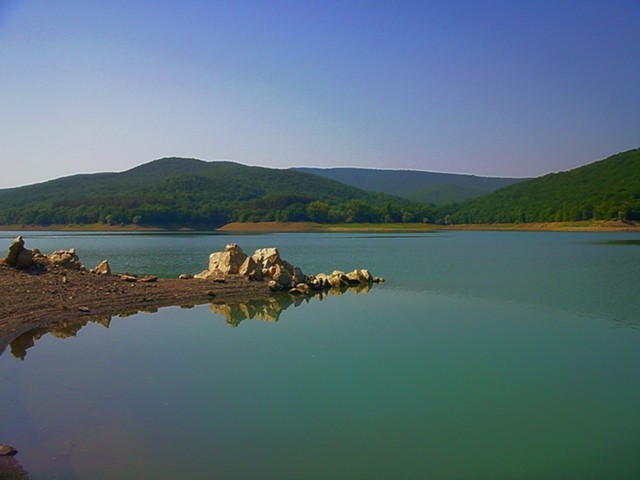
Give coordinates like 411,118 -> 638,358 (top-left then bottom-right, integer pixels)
0,158 -> 432,227
293,167 -> 526,205
449,148 -> 640,224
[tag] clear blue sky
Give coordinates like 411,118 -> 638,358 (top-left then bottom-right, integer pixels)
1,0 -> 638,188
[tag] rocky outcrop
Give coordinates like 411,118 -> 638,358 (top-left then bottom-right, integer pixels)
3,236 -> 33,269
194,243 -> 248,279
47,248 -> 85,270
194,243 -> 384,293
4,237 -> 91,272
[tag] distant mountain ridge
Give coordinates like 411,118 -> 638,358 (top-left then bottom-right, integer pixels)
0,157 -> 431,227
449,148 -> 640,223
292,167 -> 527,205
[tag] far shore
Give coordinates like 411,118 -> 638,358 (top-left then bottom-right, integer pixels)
1,220 -> 639,234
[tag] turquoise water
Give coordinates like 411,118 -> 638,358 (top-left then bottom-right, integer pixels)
1,231 -> 640,479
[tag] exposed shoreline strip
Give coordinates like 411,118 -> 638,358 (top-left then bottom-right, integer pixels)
1,220 -> 639,233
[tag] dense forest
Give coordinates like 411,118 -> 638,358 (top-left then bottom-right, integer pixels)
1,149 -> 638,228
0,158 -> 434,227
294,167 -> 525,205
446,148 -> 640,224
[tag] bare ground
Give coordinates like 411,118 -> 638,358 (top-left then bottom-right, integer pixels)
0,262 -> 272,356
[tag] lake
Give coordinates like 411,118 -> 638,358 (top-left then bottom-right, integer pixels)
1,230 -> 640,479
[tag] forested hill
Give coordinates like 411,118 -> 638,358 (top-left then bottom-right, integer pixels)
448,148 -> 640,224
293,167 -> 525,205
0,157 -> 432,227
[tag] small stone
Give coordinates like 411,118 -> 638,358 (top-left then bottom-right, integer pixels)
178,274 -> 192,280
0,444 -> 18,456
93,260 -> 111,275
139,275 -> 158,283
206,290 -> 216,297
78,306 -> 90,312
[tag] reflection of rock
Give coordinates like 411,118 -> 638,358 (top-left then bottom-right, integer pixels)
209,283 -> 372,327
9,315 -> 112,360
210,296 -> 296,327
6,281 -> 375,359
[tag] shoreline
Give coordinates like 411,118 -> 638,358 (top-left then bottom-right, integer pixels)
1,220 -> 639,234
0,240 -> 382,358
0,264 -> 274,356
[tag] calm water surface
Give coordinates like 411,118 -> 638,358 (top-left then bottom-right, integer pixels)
1,231 -> 639,479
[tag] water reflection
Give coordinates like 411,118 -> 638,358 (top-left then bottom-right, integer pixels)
593,239 -> 640,246
6,284 -> 371,360
211,283 -> 371,327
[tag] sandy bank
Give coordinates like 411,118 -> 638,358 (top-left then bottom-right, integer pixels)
218,221 -> 437,233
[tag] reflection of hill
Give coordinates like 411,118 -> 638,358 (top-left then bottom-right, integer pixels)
7,285 -> 372,359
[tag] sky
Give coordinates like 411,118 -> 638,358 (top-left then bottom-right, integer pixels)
0,0 -> 638,189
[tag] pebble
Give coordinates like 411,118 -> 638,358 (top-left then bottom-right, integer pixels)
0,444 -> 18,456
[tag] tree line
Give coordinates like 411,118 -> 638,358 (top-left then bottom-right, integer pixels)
0,195 -> 436,227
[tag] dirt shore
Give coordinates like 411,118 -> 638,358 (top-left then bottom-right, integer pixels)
2,220 -> 639,233
0,262 -> 272,356
217,220 -> 640,233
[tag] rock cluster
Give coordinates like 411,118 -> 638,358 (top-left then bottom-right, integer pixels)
2,236 -> 111,276
193,243 -> 383,293
47,248 -> 85,270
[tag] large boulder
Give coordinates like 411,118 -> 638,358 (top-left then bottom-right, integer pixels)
16,248 -> 34,269
208,243 -> 248,274
4,236 -> 25,267
327,270 -> 350,288
346,269 -> 373,284
47,248 -> 85,270
195,243 -> 248,279
272,264 -> 293,289
238,256 -> 263,280
251,247 -> 282,270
